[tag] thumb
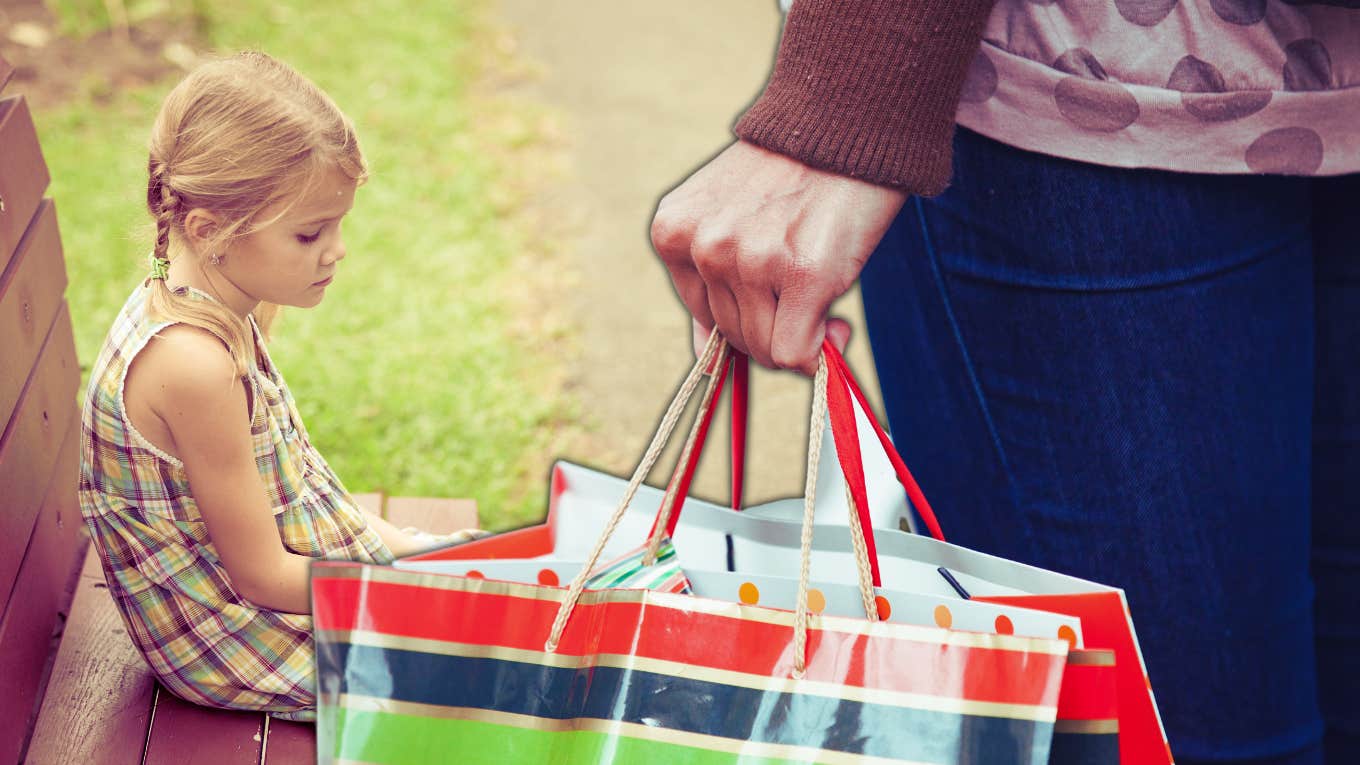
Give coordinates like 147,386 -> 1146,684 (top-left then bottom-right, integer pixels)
824,317 -> 852,355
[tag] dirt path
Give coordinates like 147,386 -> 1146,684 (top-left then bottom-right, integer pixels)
495,1 -> 885,505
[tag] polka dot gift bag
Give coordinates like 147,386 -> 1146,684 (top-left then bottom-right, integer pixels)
406,341 -> 1169,764
311,337 -> 1076,764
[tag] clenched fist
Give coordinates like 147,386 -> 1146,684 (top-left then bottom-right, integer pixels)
651,140 -> 908,375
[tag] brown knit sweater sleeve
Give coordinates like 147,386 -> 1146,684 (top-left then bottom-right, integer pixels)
735,0 -> 995,196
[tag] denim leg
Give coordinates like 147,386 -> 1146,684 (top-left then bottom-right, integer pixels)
860,128 -> 1321,762
1310,173 -> 1360,765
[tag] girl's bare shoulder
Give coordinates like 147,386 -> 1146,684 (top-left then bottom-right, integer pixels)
126,324 -> 245,424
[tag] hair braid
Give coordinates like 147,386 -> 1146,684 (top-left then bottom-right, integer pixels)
148,160 -> 179,260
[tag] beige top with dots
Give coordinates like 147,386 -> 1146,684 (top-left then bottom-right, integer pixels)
957,0 -> 1359,176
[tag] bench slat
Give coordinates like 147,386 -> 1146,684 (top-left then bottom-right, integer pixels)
142,689 -> 264,765
351,491 -> 384,518
0,301 -> 78,617
25,549 -> 156,765
0,96 -> 51,273
0,417 -> 82,764
1,199 -> 67,469
261,718 -> 316,765
385,496 -> 479,534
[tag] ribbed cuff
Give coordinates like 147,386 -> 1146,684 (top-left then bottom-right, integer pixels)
735,0 -> 995,196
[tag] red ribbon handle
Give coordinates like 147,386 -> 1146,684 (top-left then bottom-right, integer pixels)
822,343 -> 945,542
655,343 -> 946,549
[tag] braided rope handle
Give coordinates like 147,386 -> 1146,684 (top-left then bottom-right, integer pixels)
793,352 -> 879,677
545,332 -> 726,651
545,338 -> 882,673
642,348 -> 731,564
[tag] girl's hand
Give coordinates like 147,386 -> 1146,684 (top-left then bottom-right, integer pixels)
356,504 -> 490,558
397,526 -> 491,555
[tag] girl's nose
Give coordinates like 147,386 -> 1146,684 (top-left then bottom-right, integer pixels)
324,239 -> 347,265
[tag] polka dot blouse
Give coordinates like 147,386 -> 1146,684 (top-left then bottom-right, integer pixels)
959,1 -> 1357,176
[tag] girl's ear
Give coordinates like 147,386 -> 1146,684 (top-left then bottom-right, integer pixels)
182,208 -> 222,254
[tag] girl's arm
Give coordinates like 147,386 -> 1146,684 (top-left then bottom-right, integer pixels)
129,325 -> 315,614
359,508 -> 488,558
359,510 -> 432,559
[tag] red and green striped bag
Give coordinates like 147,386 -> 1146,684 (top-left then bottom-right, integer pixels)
312,337 -> 1071,764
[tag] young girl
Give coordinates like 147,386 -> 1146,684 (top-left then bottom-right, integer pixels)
78,51 -> 477,722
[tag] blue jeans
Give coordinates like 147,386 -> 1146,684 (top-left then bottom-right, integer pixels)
861,127 -> 1358,764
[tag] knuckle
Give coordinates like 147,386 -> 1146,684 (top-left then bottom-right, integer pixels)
770,343 -> 804,371
783,254 -> 820,284
735,242 -> 785,282
650,212 -> 691,257
691,229 -> 737,275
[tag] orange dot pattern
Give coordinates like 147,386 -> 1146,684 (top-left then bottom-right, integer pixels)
806,589 -> 826,614
1058,624 -> 1078,649
994,614 -> 1014,635
537,569 -> 560,587
933,605 -> 953,629
465,570 -> 485,580
738,582 -> 760,605
875,596 -> 892,621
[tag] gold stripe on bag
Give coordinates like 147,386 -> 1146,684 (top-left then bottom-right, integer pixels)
319,629 -> 1060,723
1054,718 -> 1120,735
316,568 -> 1068,655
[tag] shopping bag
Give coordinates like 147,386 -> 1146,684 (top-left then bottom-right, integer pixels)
410,342 -> 1158,764
314,336 -> 1073,764
398,559 -> 1114,764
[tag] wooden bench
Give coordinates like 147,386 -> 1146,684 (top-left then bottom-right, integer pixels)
0,52 -> 480,764
23,494 -> 476,765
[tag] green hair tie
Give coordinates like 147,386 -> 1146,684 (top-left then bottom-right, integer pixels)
147,254 -> 170,281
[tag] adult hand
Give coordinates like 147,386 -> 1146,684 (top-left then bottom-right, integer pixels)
651,140 -> 908,375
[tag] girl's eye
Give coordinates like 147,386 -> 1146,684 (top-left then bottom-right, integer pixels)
296,230 -> 322,244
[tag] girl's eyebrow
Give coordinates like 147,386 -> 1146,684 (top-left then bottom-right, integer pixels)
296,207 -> 353,227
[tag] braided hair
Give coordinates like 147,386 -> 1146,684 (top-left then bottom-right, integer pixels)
147,160 -> 179,261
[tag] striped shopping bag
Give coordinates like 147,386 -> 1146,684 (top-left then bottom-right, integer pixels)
312,336 -> 1072,764
312,563 -> 1070,764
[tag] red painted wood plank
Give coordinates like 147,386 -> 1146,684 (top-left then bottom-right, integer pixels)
385,496 -> 479,534
26,549 -> 156,765
262,717 -> 316,764
0,96 -> 51,271
0,418 -> 82,764
0,302 -> 78,617
141,688 -> 264,765
0,200 -> 67,470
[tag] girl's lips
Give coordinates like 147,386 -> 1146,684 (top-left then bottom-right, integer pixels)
313,275 -> 334,287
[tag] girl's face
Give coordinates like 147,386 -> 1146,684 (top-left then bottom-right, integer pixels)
220,164 -> 356,309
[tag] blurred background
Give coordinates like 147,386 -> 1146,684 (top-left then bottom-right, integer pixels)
0,0 -> 885,531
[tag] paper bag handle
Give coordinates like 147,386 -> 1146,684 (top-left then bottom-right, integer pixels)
823,345 -> 945,542
641,345 -> 888,588
646,349 -> 745,536
659,344 -> 946,545
546,337 -> 882,670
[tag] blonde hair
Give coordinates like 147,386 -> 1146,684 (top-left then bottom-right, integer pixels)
146,51 -> 367,377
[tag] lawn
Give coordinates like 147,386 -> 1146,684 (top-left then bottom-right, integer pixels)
32,0 -> 575,530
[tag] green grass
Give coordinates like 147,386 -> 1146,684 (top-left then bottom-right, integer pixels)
39,0 -> 573,530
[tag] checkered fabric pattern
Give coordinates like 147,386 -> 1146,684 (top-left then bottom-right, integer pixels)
78,284 -> 394,720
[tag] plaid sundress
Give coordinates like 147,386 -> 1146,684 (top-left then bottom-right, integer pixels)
78,283 -> 394,721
